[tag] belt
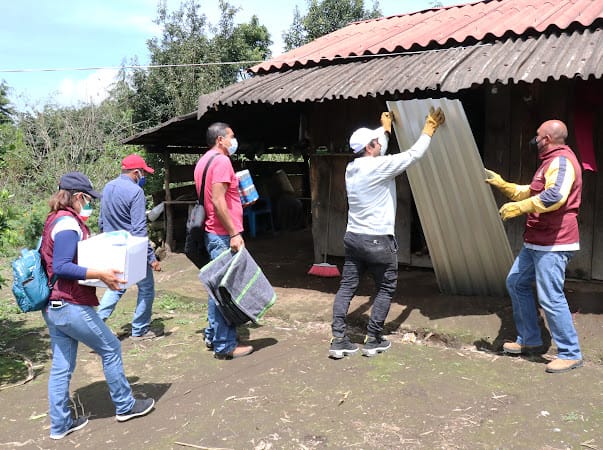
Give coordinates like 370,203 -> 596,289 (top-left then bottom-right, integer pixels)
49,300 -> 65,308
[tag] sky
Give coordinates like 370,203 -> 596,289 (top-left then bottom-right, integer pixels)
0,0 -> 462,110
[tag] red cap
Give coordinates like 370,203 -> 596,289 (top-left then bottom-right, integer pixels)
121,154 -> 154,174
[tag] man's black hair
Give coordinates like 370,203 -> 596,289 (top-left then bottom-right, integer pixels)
206,122 -> 231,147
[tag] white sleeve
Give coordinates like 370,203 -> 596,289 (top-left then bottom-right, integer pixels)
375,134 -> 432,178
50,216 -> 83,241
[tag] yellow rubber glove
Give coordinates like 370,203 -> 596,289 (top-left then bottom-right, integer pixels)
499,198 -> 536,221
380,112 -> 393,134
484,169 -> 521,200
422,107 -> 445,137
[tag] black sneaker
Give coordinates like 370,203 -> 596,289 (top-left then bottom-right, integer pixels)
203,329 -> 214,350
50,416 -> 89,440
205,336 -> 214,350
329,336 -> 359,359
130,329 -> 164,341
116,398 -> 155,422
361,336 -> 391,357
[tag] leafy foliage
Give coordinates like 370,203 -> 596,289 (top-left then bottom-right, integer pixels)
0,1 -> 275,257
283,7 -> 307,51
112,0 -> 272,194
121,0 -> 272,131
0,189 -> 18,287
0,81 -> 14,124
11,101 -> 136,202
282,0 -> 382,51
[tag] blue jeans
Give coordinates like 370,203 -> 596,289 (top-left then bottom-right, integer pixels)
42,301 -> 135,436
506,246 -> 582,360
97,264 -> 155,337
332,232 -> 399,338
204,232 -> 238,354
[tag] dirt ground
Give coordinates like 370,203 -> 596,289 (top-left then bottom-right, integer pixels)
1,228 -> 603,450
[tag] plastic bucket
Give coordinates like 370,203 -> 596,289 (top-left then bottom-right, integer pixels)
274,169 -> 295,194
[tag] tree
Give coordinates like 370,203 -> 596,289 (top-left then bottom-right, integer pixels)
0,81 -> 14,124
283,6 -> 306,51
6,99 -> 135,205
121,0 -> 216,129
282,0 -> 382,51
122,0 -> 272,131
213,2 -> 272,82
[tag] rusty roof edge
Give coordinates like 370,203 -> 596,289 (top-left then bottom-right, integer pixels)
250,1 -> 603,74
124,28 -> 603,145
197,41 -> 558,112
251,20 -> 603,75
121,111 -> 197,145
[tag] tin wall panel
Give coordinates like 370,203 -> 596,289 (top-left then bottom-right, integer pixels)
387,98 -> 514,296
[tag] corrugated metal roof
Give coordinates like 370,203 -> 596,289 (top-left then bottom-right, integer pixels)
122,111 -> 200,147
198,28 -> 603,114
388,98 -> 514,296
252,0 -> 603,73
124,28 -> 602,146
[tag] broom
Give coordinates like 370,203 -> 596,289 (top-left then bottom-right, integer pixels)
308,170 -> 341,277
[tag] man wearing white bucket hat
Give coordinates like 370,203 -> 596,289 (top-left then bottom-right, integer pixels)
329,107 -> 445,359
194,122 -> 254,360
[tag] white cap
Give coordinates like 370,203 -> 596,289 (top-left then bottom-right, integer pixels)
349,127 -> 383,153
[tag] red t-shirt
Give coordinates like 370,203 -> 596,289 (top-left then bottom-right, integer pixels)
194,149 -> 243,236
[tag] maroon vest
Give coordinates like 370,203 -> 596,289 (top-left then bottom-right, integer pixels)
40,208 -> 98,306
524,145 -> 582,247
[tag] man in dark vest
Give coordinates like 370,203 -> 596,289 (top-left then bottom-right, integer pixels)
486,119 -> 583,373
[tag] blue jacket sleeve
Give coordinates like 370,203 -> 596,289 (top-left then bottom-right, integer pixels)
130,189 -> 157,264
53,230 -> 88,280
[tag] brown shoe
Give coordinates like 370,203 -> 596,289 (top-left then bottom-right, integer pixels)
545,358 -> 583,373
502,342 -> 542,355
214,344 -> 254,360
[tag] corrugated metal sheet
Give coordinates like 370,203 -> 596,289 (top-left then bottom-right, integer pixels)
252,0 -> 603,73
199,29 -> 603,113
387,98 -> 514,296
124,28 -> 603,146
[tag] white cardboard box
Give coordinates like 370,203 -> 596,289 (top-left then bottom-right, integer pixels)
77,231 -> 148,289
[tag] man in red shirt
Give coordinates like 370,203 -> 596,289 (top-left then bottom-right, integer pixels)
486,119 -> 583,374
194,122 -> 253,359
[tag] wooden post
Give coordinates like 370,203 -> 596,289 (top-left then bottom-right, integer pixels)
163,149 -> 174,252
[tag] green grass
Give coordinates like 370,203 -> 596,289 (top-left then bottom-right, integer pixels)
561,411 -> 582,422
155,293 -> 204,314
0,353 -> 29,385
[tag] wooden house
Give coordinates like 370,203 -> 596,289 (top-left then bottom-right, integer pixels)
124,0 -> 603,282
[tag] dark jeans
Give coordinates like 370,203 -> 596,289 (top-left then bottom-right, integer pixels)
332,232 -> 399,338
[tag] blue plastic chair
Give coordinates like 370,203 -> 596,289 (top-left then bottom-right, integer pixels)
243,197 -> 274,238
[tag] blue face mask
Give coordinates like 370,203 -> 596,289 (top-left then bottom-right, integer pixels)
136,170 -> 146,187
228,137 -> 238,155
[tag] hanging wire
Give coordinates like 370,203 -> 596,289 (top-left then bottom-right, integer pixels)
0,47 -> 481,74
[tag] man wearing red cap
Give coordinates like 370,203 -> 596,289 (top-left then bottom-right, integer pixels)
97,154 -> 162,340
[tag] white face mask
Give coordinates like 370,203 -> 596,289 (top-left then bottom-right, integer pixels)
378,133 -> 389,156
228,137 -> 238,155
78,197 -> 93,222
